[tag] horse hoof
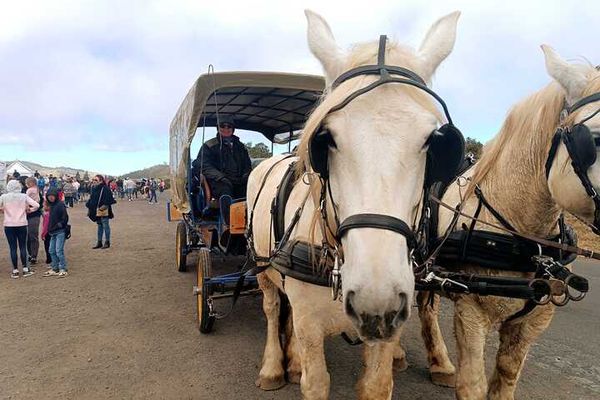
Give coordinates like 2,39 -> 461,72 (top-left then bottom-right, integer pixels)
255,375 -> 286,391
287,370 -> 302,384
431,372 -> 456,388
393,357 -> 409,372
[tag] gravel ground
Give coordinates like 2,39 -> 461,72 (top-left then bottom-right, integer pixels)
0,194 -> 598,399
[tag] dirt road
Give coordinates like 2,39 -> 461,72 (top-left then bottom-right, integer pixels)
0,194 -> 598,399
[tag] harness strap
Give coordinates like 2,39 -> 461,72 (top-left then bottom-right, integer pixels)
247,155 -> 294,263
331,36 -> 426,89
474,186 -> 516,231
272,161 -> 298,244
568,92 -> 600,113
337,213 -> 418,249
328,77 -> 454,125
506,275 -> 543,324
216,257 -> 269,321
460,194 -> 484,261
430,195 -> 600,260
545,131 -> 562,178
273,188 -> 314,255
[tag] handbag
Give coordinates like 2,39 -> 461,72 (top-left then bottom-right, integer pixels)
96,188 -> 109,217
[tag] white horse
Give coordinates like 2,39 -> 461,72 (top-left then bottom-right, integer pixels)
247,10 -> 460,400
416,48 -> 600,399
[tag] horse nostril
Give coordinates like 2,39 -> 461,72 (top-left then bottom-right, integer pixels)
392,293 -> 410,328
344,290 -> 360,322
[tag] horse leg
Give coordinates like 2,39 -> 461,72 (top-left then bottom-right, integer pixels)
487,306 -> 554,400
417,291 -> 456,387
293,313 -> 329,400
358,341 -> 396,400
392,325 -> 408,373
393,335 -> 408,372
256,272 -> 286,390
454,297 -> 491,400
284,309 -> 302,384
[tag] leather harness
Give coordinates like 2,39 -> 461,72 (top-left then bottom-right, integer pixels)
243,40 -> 597,316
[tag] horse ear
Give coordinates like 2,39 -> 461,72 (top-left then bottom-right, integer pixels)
305,9 -> 344,84
541,45 -> 588,106
417,11 -> 460,80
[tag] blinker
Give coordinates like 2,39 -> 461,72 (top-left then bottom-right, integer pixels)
568,124 -> 597,170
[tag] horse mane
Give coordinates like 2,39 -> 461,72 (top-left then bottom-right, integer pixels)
295,39 -> 442,177
466,63 -> 600,197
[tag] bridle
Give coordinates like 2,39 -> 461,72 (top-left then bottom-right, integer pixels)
546,91 -> 600,234
306,35 -> 464,288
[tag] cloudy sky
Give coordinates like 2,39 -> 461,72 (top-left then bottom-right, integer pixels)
0,0 -> 598,175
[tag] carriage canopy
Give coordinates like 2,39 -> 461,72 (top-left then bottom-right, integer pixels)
169,71 -> 325,213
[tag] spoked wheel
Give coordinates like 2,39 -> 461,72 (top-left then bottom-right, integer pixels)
196,248 -> 215,333
176,221 -> 188,272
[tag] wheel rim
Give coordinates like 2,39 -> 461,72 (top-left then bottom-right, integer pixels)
197,264 -> 204,324
176,229 -> 181,267
176,222 -> 187,271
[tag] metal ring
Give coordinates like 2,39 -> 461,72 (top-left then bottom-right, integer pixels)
457,176 -> 469,187
529,279 -> 552,305
551,293 -> 570,307
564,275 -> 587,302
536,244 -> 543,256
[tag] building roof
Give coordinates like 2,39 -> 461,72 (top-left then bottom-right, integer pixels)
6,161 -> 34,176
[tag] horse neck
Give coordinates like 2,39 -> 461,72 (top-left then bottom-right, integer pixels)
478,130 -> 561,238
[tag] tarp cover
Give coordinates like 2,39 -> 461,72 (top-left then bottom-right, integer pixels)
169,71 -> 324,213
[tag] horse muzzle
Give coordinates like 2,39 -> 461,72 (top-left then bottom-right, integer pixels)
344,290 -> 410,340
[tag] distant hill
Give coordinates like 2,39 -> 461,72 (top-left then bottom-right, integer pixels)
120,164 -> 170,180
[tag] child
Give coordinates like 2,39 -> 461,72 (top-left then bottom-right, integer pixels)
40,200 -> 52,265
43,188 -> 69,277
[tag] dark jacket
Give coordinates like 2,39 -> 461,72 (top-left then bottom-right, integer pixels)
192,134 -> 252,185
47,188 -> 69,234
86,182 -> 116,222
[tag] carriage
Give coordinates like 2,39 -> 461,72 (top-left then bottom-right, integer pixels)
168,71 -> 325,333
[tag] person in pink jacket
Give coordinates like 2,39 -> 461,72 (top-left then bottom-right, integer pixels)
0,179 -> 40,278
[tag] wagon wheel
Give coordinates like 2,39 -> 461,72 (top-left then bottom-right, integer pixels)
196,248 -> 215,333
176,221 -> 188,272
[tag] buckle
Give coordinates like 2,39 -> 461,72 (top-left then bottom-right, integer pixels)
318,244 -> 329,271
423,272 -> 469,293
330,248 -> 342,301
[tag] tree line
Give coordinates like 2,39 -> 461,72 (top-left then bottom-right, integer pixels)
246,137 -> 484,159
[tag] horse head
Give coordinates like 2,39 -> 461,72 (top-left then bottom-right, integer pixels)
543,46 -> 600,234
301,10 -> 460,341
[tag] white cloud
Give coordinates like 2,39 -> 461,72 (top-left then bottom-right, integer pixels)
0,0 -> 599,173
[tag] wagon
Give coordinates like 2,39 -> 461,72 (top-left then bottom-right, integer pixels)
168,71 -> 325,333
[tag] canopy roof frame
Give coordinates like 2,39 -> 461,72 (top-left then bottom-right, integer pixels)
169,71 -> 325,213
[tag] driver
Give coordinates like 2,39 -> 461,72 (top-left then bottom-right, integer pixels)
192,115 -> 252,200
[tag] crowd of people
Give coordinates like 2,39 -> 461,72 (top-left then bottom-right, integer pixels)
0,169 -> 167,279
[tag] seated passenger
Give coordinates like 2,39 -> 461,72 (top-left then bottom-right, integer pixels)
192,115 -> 252,200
